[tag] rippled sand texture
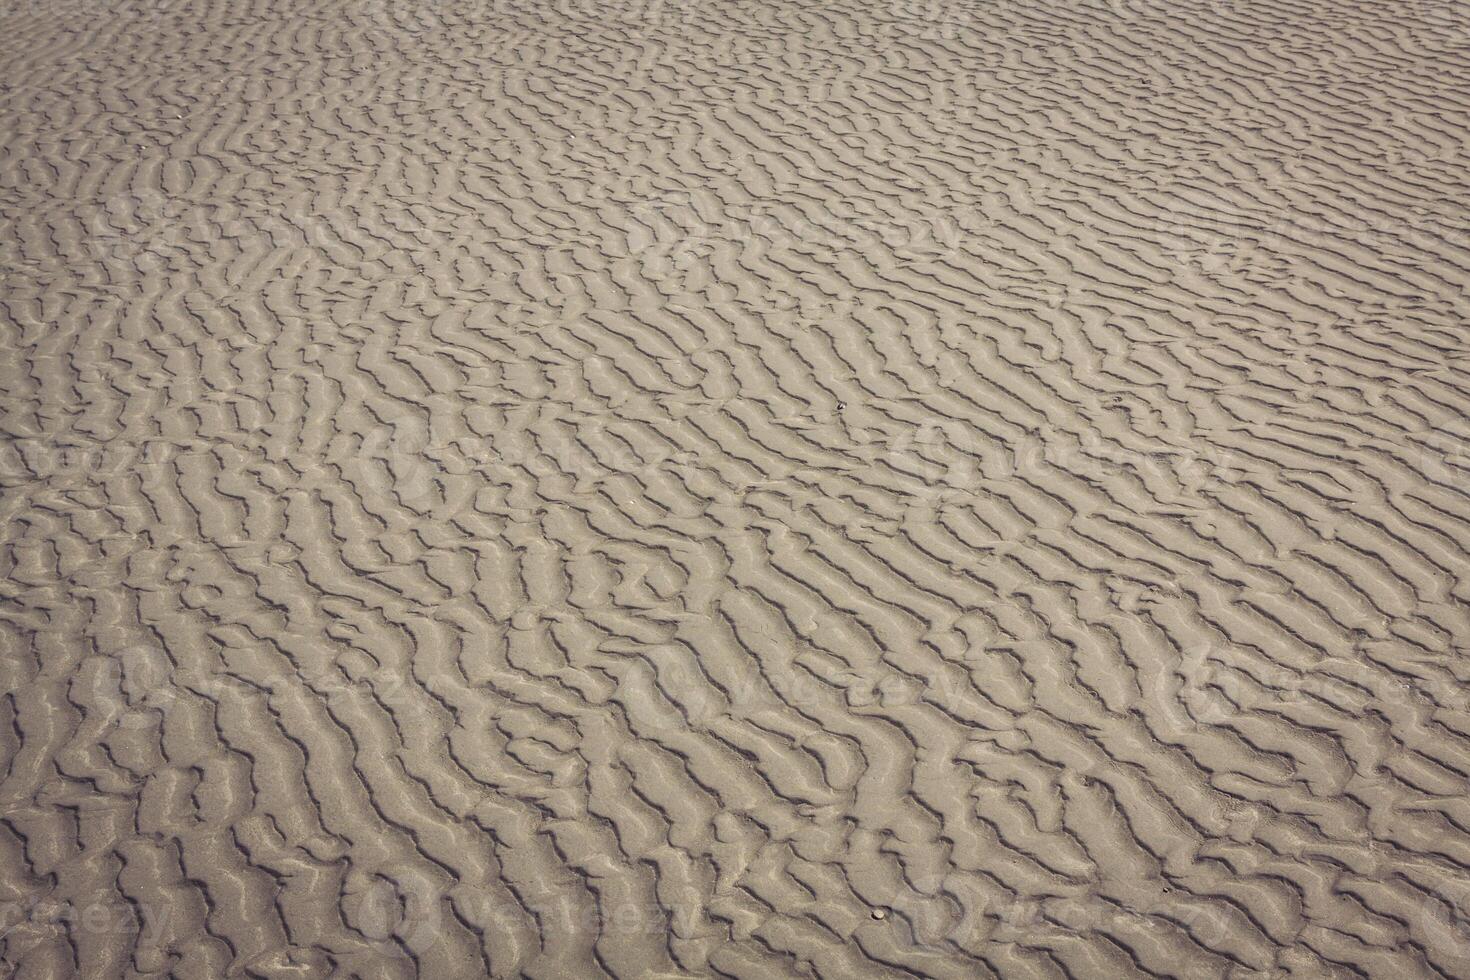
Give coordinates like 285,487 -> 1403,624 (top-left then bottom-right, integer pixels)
4,0 -> 1470,976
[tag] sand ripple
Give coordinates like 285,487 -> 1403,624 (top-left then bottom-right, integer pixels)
4,0 -> 1470,976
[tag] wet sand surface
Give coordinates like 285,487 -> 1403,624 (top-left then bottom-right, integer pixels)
4,0 -> 1470,976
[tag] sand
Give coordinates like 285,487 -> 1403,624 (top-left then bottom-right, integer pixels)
3,0 -> 1470,976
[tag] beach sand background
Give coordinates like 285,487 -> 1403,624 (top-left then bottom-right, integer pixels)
4,0 -> 1470,976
